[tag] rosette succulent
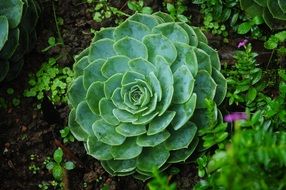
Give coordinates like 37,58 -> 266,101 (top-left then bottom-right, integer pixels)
240,0 -> 286,30
68,12 -> 227,180
0,0 -> 40,82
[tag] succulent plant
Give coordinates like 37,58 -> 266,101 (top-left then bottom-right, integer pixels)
68,12 -> 227,180
0,0 -> 40,82
240,0 -> 286,30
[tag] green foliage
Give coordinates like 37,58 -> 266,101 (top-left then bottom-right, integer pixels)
165,0 -> 188,22
0,0 -> 40,82
240,0 -> 286,30
46,147 -> 75,181
226,44 -> 267,111
192,0 -> 241,38
195,118 -> 286,190
127,0 -> 153,14
85,0 -> 128,24
147,167 -> 176,190
60,127 -> 75,144
24,58 -> 74,105
264,30 -> 286,56
68,12 -> 227,179
237,16 -> 264,38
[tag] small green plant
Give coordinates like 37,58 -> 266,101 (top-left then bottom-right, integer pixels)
147,167 -> 176,190
165,0 -> 188,22
226,43 -> 267,111
24,57 -> 74,105
264,30 -> 286,57
60,127 -> 75,144
28,154 -> 40,174
127,0 -> 153,14
46,147 -> 75,181
41,36 -> 64,52
237,16 -> 264,38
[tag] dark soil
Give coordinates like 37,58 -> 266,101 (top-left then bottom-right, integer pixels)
0,0 -> 272,190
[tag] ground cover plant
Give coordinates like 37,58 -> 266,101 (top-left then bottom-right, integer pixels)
1,0 -> 286,189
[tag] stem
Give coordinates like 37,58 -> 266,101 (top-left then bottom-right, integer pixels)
52,0 -> 64,45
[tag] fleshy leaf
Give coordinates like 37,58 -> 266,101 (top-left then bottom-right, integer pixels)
193,27 -> 208,44
129,13 -> 159,29
114,37 -> 148,59
86,81 -> 105,114
0,16 -> 9,50
128,58 -> 156,76
87,136 -> 113,160
0,0 -> 23,28
88,39 -> 116,62
116,123 -> 146,137
136,131 -> 170,147
171,93 -> 197,130
165,122 -> 197,150
92,119 -> 126,145
167,137 -> 199,163
193,70 -> 217,108
68,76 -> 86,108
133,112 -> 159,125
111,137 -> 143,159
104,73 -> 123,99
93,27 -> 115,42
107,159 -> 136,173
198,42 -> 220,70
194,48 -> 212,74
153,12 -> 174,22
113,109 -> 138,122
173,65 -> 195,104
83,59 -> 106,88
212,68 -> 227,105
147,111 -> 176,135
114,20 -> 150,41
136,144 -> 170,172
178,23 -> 198,47
68,109 -> 89,141
121,71 -> 145,86
152,23 -> 189,44
143,34 -> 177,64
148,72 -> 162,101
99,98 -> 120,126
76,101 -> 99,134
101,55 -> 130,78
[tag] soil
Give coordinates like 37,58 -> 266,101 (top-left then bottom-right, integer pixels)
0,0 -> 272,190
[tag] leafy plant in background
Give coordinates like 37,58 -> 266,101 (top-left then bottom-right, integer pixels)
192,0 -> 241,39
164,0 -> 188,22
226,43 -> 268,111
85,0 -> 128,24
195,114 -> 286,190
147,167 -> 176,190
68,12 -> 227,180
24,58 -> 74,105
240,0 -> 286,30
46,147 -> 75,181
0,0 -> 40,82
264,30 -> 286,57
237,16 -> 264,38
60,127 -> 75,144
127,0 -> 153,14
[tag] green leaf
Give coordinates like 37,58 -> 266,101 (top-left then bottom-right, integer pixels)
193,70 -> 217,109
106,159 -> 136,173
87,136 -> 113,160
246,87 -> 257,104
68,109 -> 89,141
113,108 -> 138,122
115,123 -> 146,137
76,101 -> 99,134
133,111 -> 159,125
143,33 -> 177,64
237,22 -> 252,34
173,65 -> 194,104
121,71 -> 145,86
86,81 -> 105,114
198,42 -> 220,70
46,161 -> 55,170
114,37 -> 148,59
165,122 -> 197,150
128,58 -> 156,76
99,98 -> 120,125
101,56 -> 130,78
74,56 -> 89,77
88,39 -> 116,62
0,28 -> 20,60
129,13 -> 159,29
52,165 -> 63,180
0,16 -> 9,50
194,48 -> 212,74
104,73 -> 123,99
68,76 -> 86,108
171,93 -> 197,130
212,68 -> 227,105
148,111 -> 176,135
136,144 -> 170,172
136,131 -> 170,147
152,23 -> 189,44
178,23 -> 198,46
0,0 -> 24,28
93,27 -> 115,42
54,148 -> 63,164
92,119 -> 126,146
153,12 -> 174,22
111,137 -> 142,159
142,7 -> 153,14
83,59 -> 106,88
114,20 -> 150,41
64,161 -> 75,170
148,72 -> 162,101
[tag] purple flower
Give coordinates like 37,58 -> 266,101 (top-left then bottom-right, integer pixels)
224,112 -> 247,122
237,39 -> 248,48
